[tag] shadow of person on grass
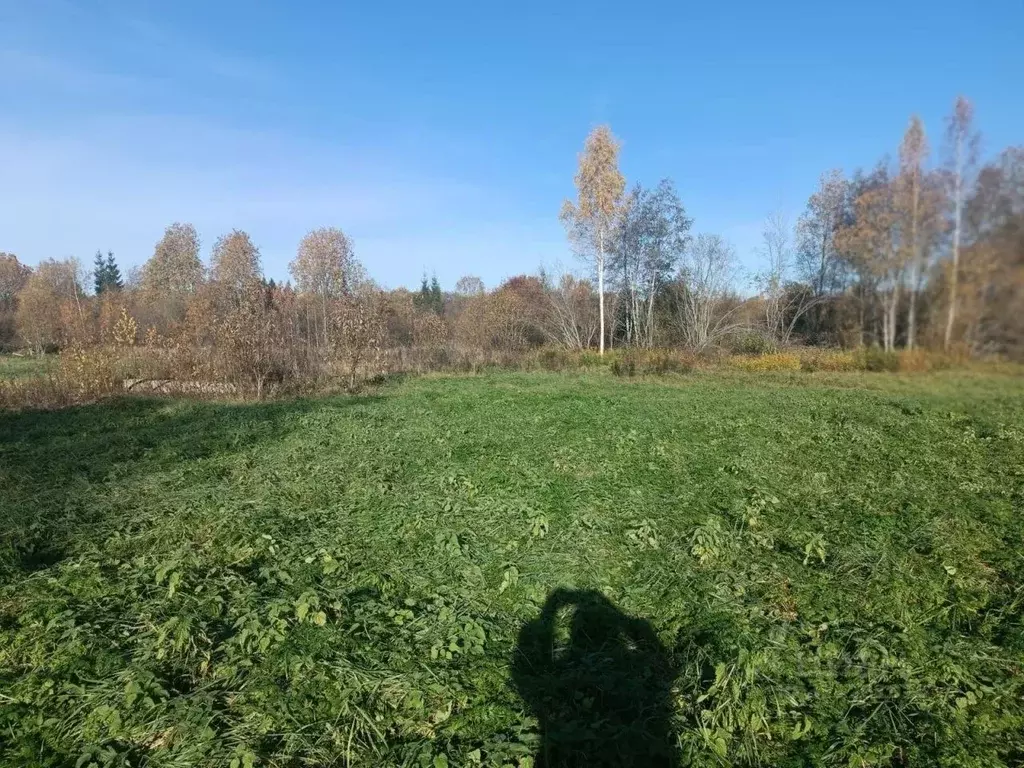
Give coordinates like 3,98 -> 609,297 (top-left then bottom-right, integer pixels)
512,588 -> 677,767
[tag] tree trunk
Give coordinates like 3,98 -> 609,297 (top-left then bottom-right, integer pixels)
646,275 -> 657,348
628,283 -> 635,346
858,282 -> 866,347
814,235 -> 828,337
598,233 -> 605,356
322,293 -> 329,351
889,301 -> 895,352
348,352 -> 360,390
944,255 -> 959,351
886,283 -> 901,352
907,278 -> 918,350
818,233 -> 828,296
907,169 -> 921,350
305,304 -> 312,358
945,152 -> 963,351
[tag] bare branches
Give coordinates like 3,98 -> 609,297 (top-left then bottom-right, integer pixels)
756,212 -> 824,345
215,281 -> 283,399
545,272 -> 598,349
674,234 -> 742,351
15,259 -> 88,352
332,287 -> 387,389
454,275 -> 485,296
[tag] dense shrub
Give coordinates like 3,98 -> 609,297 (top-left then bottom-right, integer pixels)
895,348 -> 966,372
2,342 -> 1016,411
576,349 -> 607,368
799,348 -> 862,372
536,347 -> 571,371
611,351 -> 638,377
57,346 -> 123,398
727,331 -> 779,356
730,352 -> 802,372
796,347 -> 975,374
0,347 -> 125,408
0,375 -> 70,409
861,347 -> 900,372
645,351 -> 674,375
611,349 -> 694,377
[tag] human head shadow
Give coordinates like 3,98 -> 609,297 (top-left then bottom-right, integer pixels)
512,588 -> 677,767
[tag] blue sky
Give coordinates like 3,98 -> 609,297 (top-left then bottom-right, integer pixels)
2,0 -> 1021,290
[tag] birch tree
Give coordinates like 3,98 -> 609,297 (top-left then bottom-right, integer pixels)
332,286 -> 387,389
611,179 -> 691,347
943,96 -> 980,350
896,116 -> 928,349
143,223 -> 203,296
454,275 -> 485,296
142,223 -> 204,329
838,171 -> 902,351
0,253 -> 29,306
290,227 -> 362,349
962,147 -> 1023,354
0,253 -> 30,348
210,230 -> 262,296
15,258 -> 86,352
560,125 -> 627,355
796,169 -> 847,296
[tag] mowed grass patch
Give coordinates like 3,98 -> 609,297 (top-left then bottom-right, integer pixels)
0,354 -> 54,381
2,372 -> 1023,767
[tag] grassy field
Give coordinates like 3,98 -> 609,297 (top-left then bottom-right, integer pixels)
2,371 -> 1023,767
0,354 -> 54,380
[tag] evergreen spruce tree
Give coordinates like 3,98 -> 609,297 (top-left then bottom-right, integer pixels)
103,251 -> 123,292
93,251 -> 107,294
430,273 -> 443,314
94,250 -> 123,294
415,272 -> 431,310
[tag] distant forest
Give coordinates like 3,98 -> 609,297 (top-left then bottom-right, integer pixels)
1,95 -> 1021,394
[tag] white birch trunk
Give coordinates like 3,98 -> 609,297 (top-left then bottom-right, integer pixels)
907,166 -> 921,350
598,230 -> 605,355
945,134 -> 963,351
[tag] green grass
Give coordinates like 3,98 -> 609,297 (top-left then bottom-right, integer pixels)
0,354 -> 54,381
2,371 -> 1023,767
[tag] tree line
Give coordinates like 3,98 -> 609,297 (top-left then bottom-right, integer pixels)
0,94 -> 1020,392
558,97 -> 1021,357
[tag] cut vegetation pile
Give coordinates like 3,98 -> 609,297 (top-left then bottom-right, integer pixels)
2,372 -> 1023,767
